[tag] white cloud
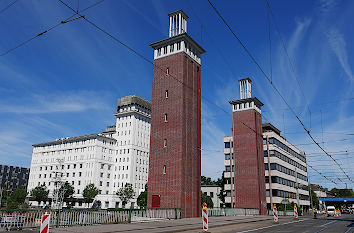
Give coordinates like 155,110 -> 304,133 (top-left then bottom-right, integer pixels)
326,29 -> 354,81
0,90 -> 110,114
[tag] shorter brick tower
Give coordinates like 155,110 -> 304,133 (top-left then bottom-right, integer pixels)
229,78 -> 267,215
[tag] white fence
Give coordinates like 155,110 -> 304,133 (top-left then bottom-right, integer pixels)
207,208 -> 259,216
0,209 -> 180,229
131,209 -> 181,222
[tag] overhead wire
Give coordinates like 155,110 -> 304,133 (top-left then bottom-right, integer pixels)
207,0 -> 352,183
0,0 -> 104,56
0,0 -> 19,15
56,0 -> 349,186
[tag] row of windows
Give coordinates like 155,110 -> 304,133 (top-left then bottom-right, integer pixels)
265,176 -> 308,191
264,163 -> 307,181
156,42 -> 181,57
34,139 -> 96,150
264,150 -> 307,172
40,164 -> 83,171
266,189 -> 309,200
224,142 -> 234,148
265,137 -> 306,162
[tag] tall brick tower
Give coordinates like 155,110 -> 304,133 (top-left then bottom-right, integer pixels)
147,10 -> 205,218
229,78 -> 267,215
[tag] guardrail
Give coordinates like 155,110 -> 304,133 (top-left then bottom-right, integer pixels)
0,208 -> 181,229
207,208 -> 259,216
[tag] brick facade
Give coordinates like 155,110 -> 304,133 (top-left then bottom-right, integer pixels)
147,52 -> 201,218
232,109 -> 267,215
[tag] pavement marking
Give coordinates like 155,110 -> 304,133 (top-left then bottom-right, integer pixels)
344,227 -> 353,233
313,220 -> 338,233
319,220 -> 336,227
234,219 -> 309,233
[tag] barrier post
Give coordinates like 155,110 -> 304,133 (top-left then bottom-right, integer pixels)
273,204 -> 278,223
294,204 -> 298,219
202,203 -> 208,231
40,213 -> 50,233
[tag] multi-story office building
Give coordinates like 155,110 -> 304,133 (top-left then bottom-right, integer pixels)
0,164 -> 29,194
223,123 -> 310,210
27,95 -> 151,209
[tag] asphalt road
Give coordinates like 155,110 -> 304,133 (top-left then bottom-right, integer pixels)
5,214 -> 353,233
181,214 -> 354,233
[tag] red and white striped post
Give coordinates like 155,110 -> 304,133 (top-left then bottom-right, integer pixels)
40,213 -> 50,233
294,204 -> 298,219
273,204 -> 278,223
202,202 -> 208,231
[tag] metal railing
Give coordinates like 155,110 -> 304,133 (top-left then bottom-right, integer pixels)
207,208 -> 259,216
0,208 -> 181,229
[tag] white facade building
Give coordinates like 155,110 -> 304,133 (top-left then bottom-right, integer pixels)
223,123 -> 310,210
27,95 -> 151,209
201,185 -> 221,208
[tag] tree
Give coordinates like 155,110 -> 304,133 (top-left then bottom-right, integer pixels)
137,184 -> 148,209
59,182 -> 75,203
217,173 -> 226,207
116,183 -> 135,208
329,188 -> 353,197
201,176 -> 213,185
83,184 -> 99,205
310,190 -> 319,209
201,191 -> 214,208
30,184 -> 49,206
6,187 -> 28,210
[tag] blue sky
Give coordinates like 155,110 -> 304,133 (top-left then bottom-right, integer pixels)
0,0 -> 353,190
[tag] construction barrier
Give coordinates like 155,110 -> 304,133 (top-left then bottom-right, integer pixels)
202,203 -> 208,231
40,213 -> 50,233
273,204 -> 278,223
294,204 -> 298,219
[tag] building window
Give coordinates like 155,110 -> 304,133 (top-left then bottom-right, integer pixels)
100,172 -> 103,178
177,42 -> 181,50
107,182 -> 109,187
164,114 -> 168,122
80,164 -> 83,168
225,166 -> 231,172
163,46 -> 168,54
163,165 -> 166,175
100,181 -> 103,186
170,44 -> 174,52
165,90 -> 168,99
72,172 -> 75,177
72,181 -> 74,185
79,172 -> 82,177
163,139 -> 167,148
166,67 -> 169,75
225,154 -> 230,160
210,192 -> 214,198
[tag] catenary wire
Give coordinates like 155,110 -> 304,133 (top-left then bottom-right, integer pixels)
207,0 -> 352,183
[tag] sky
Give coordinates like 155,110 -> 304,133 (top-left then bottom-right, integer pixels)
0,0 -> 353,190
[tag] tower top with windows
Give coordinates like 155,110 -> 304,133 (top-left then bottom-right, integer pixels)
150,10 -> 205,64
229,78 -> 263,113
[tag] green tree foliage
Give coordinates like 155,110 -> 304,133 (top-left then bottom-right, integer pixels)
30,184 -> 49,206
201,191 -> 214,208
82,184 -> 99,204
59,182 -> 75,202
329,188 -> 354,197
6,187 -> 28,209
310,190 -> 319,209
137,184 -> 147,209
116,183 -> 135,208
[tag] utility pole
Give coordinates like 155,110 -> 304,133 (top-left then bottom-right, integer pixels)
295,168 -> 300,212
266,136 -> 273,209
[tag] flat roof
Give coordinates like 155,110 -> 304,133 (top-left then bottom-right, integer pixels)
262,122 -> 281,135
117,95 -> 151,110
33,133 -> 116,147
150,32 -> 206,54
229,97 -> 264,108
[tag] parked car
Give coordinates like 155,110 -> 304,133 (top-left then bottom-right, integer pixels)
326,206 -> 336,217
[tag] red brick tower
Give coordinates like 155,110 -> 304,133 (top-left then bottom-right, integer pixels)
229,78 -> 267,215
147,10 -> 205,218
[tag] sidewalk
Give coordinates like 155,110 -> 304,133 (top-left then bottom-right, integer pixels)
51,215 -> 273,233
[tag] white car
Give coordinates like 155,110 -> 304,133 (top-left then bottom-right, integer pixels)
326,206 -> 335,216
